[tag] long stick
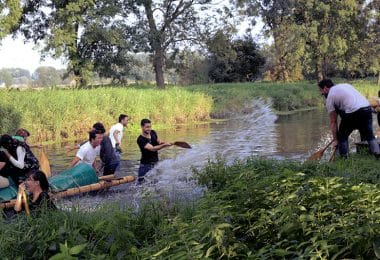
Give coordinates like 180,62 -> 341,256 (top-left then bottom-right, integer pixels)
39,148 -> 51,178
307,140 -> 334,161
14,189 -> 23,211
53,176 -> 135,199
329,146 -> 337,162
22,190 -> 30,216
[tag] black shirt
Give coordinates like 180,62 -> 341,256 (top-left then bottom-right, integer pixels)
29,191 -> 56,212
137,130 -> 159,164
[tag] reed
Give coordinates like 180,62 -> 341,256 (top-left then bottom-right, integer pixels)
0,87 -> 212,143
188,81 -> 324,117
0,80 -> 377,143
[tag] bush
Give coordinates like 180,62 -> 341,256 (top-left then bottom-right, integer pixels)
2,156 -> 380,258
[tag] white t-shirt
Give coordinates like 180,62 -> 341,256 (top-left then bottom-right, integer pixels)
326,83 -> 369,113
109,122 -> 124,148
75,142 -> 100,166
9,146 -> 26,169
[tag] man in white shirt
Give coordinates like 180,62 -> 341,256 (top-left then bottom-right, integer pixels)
70,130 -> 103,169
319,79 -> 380,158
109,114 -> 128,157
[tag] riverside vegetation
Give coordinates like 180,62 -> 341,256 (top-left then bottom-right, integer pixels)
1,80 -> 380,258
1,155 -> 380,258
1,79 -> 378,143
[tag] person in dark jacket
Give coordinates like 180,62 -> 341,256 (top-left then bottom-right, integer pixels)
73,122 -> 119,175
92,122 -> 120,175
0,134 -> 40,185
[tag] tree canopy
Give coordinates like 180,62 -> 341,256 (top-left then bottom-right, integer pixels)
0,0 -> 377,86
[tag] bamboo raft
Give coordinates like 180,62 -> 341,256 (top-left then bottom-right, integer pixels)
0,141 -> 192,209
0,174 -> 135,209
0,149 -> 136,209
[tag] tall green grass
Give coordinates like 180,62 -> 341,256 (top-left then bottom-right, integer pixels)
188,81 -> 324,117
2,155 -> 380,258
1,80 -> 378,143
187,80 -> 380,117
0,87 -> 212,142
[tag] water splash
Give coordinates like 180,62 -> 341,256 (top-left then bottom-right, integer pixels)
57,99 -> 279,209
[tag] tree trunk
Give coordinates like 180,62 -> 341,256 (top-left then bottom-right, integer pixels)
377,71 -> 380,86
143,0 -> 166,89
322,57 -> 328,79
315,60 -> 323,82
153,49 -> 165,89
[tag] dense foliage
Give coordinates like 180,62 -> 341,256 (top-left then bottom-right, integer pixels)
2,155 -> 380,258
207,33 -> 266,83
235,0 -> 379,82
0,87 -> 212,142
1,0 -> 377,87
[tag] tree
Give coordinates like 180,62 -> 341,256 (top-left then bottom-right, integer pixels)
13,0 -> 128,86
232,37 -> 266,81
0,69 -> 13,87
33,66 -> 61,87
79,22 -> 137,84
236,0 -> 378,81
343,0 -> 380,84
0,0 -> 22,38
207,31 -> 265,82
170,50 -> 209,85
131,0 -> 213,88
293,0 -> 372,80
235,0 -> 305,81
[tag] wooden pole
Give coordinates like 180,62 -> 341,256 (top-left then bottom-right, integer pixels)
53,176 -> 135,199
22,190 -> 30,216
39,148 -> 51,178
13,189 -> 23,211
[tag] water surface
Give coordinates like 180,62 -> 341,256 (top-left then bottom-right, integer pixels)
41,101 -> 375,209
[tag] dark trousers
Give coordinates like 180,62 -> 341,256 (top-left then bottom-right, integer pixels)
103,160 -> 120,176
138,163 -> 155,183
338,106 -> 379,156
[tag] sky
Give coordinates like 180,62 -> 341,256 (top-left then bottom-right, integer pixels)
0,36 -> 67,73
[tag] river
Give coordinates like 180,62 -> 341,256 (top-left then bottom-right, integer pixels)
42,100 -> 378,210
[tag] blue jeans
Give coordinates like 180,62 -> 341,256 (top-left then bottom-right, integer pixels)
338,106 -> 380,156
138,163 -> 155,183
114,149 -> 121,170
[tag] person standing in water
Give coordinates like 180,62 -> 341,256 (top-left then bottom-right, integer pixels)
318,79 -> 380,158
137,119 -> 172,184
70,130 -> 103,170
109,114 -> 129,158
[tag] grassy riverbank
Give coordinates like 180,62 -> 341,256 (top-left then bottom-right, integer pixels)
0,87 -> 212,143
188,81 -> 323,117
188,80 -> 380,118
0,80 -> 377,143
1,155 -> 380,258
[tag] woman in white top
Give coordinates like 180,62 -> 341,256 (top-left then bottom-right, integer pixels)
0,134 -> 40,187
